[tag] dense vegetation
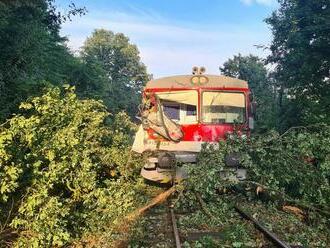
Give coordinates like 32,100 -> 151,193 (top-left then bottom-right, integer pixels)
0,87 -> 152,247
79,29 -> 149,117
266,0 -> 330,129
0,0 -> 148,122
0,1 -> 150,246
187,125 -> 330,208
0,0 -> 329,247
171,126 -> 330,247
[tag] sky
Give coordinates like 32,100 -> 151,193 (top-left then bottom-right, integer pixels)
58,0 -> 278,78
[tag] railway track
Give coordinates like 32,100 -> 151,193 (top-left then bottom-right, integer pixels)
170,207 -> 181,248
131,189 -> 295,248
169,202 -> 291,248
234,205 -> 291,248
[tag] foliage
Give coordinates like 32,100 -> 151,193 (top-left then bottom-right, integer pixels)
184,134 -> 252,201
80,29 -> 150,118
0,1 -> 148,123
220,54 -> 277,132
1,0 -> 329,247
0,87 -> 145,247
266,0 -> 330,128
187,126 -> 330,208
177,194 -> 329,247
248,126 -> 330,206
0,0 -> 85,121
0,3 -> 151,245
178,126 -> 330,247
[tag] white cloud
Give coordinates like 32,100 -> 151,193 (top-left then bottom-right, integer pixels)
240,0 -> 275,6
61,9 -> 271,77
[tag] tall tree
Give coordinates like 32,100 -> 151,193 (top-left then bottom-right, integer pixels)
0,0 -> 85,121
220,54 -> 276,131
80,29 -> 149,118
266,0 -> 330,128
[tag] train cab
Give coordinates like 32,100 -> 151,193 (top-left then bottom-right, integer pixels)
132,67 -> 255,183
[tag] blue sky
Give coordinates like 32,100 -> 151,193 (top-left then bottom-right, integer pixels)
58,0 -> 278,77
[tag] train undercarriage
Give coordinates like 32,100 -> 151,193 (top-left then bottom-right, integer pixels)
140,151 -> 248,183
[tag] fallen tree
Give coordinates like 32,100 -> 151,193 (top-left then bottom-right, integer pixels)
0,86 -> 147,247
177,125 -> 330,247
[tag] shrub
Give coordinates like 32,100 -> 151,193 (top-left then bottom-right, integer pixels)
186,126 -> 330,207
180,126 -> 330,246
0,86 -> 144,247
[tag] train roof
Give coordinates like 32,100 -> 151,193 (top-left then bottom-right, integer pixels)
145,74 -> 248,90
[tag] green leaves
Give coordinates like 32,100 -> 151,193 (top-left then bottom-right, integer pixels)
266,0 -> 330,127
0,1 -> 84,122
181,126 -> 330,246
0,86 -> 144,246
186,125 -> 330,210
79,29 -> 149,118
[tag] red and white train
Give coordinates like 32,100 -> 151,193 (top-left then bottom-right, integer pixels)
133,67 -> 256,183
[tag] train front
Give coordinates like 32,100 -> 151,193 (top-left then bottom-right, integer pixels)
132,68 -> 255,183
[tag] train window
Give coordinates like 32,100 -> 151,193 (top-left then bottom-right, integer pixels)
202,91 -> 245,124
156,90 -> 198,124
186,104 -> 197,116
163,104 -> 180,120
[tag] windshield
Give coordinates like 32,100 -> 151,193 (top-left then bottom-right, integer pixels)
155,90 -> 198,124
202,91 -> 246,124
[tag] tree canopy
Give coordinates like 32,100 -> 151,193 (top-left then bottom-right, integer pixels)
80,29 -> 149,118
266,0 -> 330,128
0,0 -> 85,121
0,2 -> 148,121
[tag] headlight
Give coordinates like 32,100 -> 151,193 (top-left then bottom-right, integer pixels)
191,76 -> 200,85
190,76 -> 209,85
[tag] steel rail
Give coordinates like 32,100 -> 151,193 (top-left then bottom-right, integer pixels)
170,208 -> 182,248
235,206 -> 291,248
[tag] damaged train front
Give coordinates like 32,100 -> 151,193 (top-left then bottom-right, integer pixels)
132,89 -> 200,183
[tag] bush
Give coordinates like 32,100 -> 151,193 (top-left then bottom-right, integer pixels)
180,126 -> 330,247
186,126 -> 330,208
0,86 -> 144,247
249,126 -> 330,206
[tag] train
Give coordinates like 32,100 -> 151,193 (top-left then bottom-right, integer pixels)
132,67 -> 256,183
